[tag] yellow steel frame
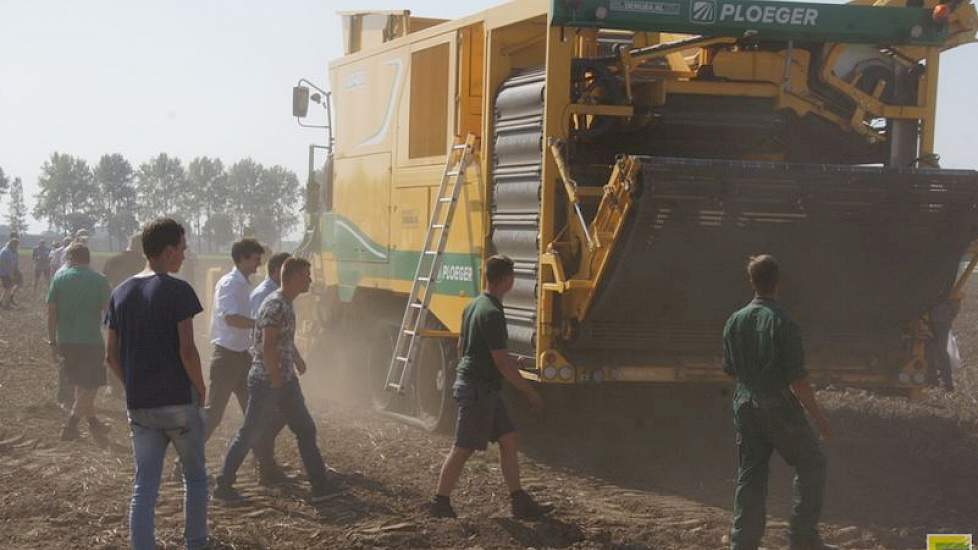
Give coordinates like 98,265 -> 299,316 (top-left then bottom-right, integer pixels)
541,155 -> 642,320
537,25 -> 574,379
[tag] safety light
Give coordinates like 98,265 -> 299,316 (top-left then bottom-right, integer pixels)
933,3 -> 951,22
558,366 -> 574,381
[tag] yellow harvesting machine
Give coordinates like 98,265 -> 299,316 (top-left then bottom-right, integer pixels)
292,0 -> 978,428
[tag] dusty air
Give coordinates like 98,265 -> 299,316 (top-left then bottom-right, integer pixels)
1,0 -> 977,549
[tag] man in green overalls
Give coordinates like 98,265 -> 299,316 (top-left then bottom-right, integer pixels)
723,255 -> 835,550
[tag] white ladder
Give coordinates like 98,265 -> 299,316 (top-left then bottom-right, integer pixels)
385,134 -> 477,393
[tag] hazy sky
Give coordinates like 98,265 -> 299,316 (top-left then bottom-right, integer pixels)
1,0 -> 976,233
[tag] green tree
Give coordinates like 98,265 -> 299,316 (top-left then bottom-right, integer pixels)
94,153 -> 138,250
0,166 -> 8,202
203,212 -> 235,251
136,153 -> 187,222
6,177 -> 27,236
226,158 -> 263,238
256,165 -> 300,247
33,152 -> 98,234
185,157 -> 226,252
224,160 -> 300,247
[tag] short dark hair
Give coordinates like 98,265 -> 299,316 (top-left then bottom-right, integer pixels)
142,218 -> 185,259
231,238 -> 264,264
267,252 -> 291,279
485,255 -> 514,286
748,254 -> 780,294
65,243 -> 90,264
281,257 -> 311,282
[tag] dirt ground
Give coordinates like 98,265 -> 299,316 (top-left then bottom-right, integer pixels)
1,277 -> 977,549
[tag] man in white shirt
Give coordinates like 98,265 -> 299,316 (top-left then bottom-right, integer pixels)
205,238 -> 283,482
51,236 -> 72,274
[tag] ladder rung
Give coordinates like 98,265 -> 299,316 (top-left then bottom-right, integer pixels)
385,134 -> 473,398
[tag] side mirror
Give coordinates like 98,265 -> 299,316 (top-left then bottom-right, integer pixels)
292,86 -> 310,118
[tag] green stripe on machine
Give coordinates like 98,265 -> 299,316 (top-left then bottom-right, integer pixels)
319,213 -> 482,302
551,0 -> 949,45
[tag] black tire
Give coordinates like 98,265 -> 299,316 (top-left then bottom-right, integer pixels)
414,336 -> 456,432
365,318 -> 398,412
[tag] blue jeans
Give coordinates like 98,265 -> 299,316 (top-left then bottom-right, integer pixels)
218,376 -> 327,489
128,403 -> 208,550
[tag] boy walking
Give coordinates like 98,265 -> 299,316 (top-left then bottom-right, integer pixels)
105,218 -> 208,550
205,238 -> 282,482
215,258 -> 340,503
47,243 -> 112,442
427,255 -> 550,519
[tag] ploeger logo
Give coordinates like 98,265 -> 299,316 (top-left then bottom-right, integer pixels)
718,2 -> 820,26
690,0 -> 717,23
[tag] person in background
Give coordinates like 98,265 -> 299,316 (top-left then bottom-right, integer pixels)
105,218 -> 208,550
0,238 -> 22,308
47,243 -> 112,443
247,251 -> 292,469
44,238 -> 73,408
48,239 -> 63,274
215,258 -> 340,503
427,255 -> 550,520
723,255 -> 835,550
32,239 -> 51,294
205,238 -> 284,484
104,233 -> 147,289
51,236 -> 72,274
74,228 -> 91,248
250,252 -> 291,316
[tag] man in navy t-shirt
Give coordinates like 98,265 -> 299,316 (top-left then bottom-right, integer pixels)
105,218 -> 208,550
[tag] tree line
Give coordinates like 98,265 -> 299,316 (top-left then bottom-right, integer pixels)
1,153 -> 301,252
0,166 -> 28,238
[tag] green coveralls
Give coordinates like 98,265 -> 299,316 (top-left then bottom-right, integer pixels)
723,297 -> 827,550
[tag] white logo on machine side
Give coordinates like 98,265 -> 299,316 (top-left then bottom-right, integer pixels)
344,71 -> 366,90
717,3 -> 820,26
690,0 -> 717,23
609,0 -> 681,16
439,264 -> 474,283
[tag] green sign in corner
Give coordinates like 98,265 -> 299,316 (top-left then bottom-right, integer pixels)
551,0 -> 949,45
